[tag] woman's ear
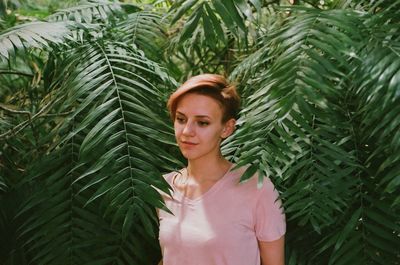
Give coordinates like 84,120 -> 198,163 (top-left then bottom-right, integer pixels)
221,118 -> 236,139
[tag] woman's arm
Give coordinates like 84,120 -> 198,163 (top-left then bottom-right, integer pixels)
258,236 -> 285,265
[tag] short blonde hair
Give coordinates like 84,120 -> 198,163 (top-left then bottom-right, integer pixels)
167,74 -> 240,122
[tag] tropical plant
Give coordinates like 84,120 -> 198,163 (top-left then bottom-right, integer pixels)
1,1 -> 180,264
165,0 -> 282,80
0,0 -> 399,264
225,1 -> 400,264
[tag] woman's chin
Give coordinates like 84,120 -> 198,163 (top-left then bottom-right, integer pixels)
181,153 -> 197,160
180,150 -> 200,160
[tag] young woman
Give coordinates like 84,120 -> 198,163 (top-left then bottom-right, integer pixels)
158,74 -> 286,265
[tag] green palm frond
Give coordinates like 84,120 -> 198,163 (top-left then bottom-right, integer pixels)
0,175 -> 6,192
355,40 -> 400,202
47,0 -> 126,23
169,0 -> 265,43
17,140 -> 161,265
227,6 -> 363,225
319,196 -> 400,264
165,0 -> 282,79
227,5 -> 400,264
16,40 -> 179,264
335,0 -> 400,13
229,44 -> 271,101
0,21 -> 71,61
285,245 -> 310,265
116,11 -> 167,60
17,142 -> 85,264
0,184 -> 28,264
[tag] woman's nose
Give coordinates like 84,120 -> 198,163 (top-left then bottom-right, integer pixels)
182,122 -> 195,136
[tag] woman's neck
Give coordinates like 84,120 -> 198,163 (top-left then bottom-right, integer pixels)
186,156 -> 232,183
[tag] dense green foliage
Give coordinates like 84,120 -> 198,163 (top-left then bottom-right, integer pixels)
1,0 -> 399,264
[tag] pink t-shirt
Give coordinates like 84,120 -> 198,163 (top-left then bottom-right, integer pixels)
158,164 -> 286,265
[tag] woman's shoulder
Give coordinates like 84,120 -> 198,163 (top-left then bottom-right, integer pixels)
154,170 -> 182,199
230,164 -> 278,193
162,169 -> 183,185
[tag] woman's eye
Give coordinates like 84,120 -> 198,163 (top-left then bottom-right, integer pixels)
198,121 -> 209,126
176,117 -> 185,123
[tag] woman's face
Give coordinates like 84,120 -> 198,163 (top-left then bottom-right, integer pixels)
174,93 -> 234,161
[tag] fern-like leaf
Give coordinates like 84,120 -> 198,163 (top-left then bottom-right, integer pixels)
0,21 -> 71,61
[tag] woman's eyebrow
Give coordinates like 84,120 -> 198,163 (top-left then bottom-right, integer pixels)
195,115 -> 211,119
176,111 -> 210,119
176,111 -> 186,117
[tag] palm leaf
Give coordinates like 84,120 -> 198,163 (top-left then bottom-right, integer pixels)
355,42 -> 400,200
17,142 -> 88,264
227,5 -> 400,264
116,11 -> 167,60
0,184 -> 29,264
334,0 -> 400,13
167,0 -> 290,79
318,194 -> 400,265
227,6 -> 362,226
16,39 -> 179,264
169,0 -> 257,42
0,21 -> 71,61
0,174 -> 6,193
47,0 -> 127,23
165,0 -> 273,78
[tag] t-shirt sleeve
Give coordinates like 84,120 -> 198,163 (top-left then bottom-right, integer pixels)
254,178 -> 286,242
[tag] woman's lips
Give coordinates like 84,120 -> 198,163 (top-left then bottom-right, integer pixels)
180,141 -> 198,147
